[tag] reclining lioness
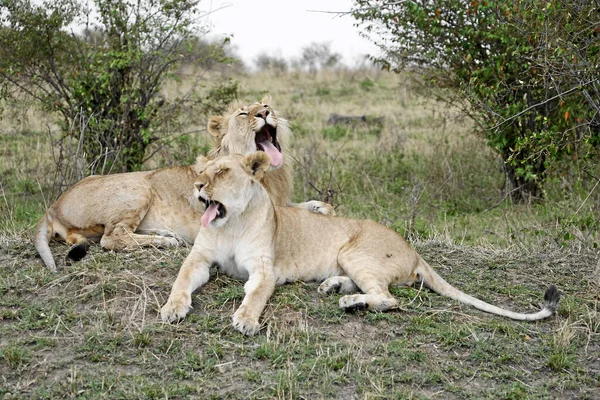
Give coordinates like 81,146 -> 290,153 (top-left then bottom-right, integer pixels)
34,97 -> 333,271
160,153 -> 560,335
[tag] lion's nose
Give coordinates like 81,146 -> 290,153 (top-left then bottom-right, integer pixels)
195,182 -> 204,190
255,109 -> 270,119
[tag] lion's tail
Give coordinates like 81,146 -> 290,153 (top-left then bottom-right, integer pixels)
415,257 -> 560,321
34,214 -> 56,272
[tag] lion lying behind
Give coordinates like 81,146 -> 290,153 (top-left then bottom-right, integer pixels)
34,97 -> 333,272
160,152 -> 560,335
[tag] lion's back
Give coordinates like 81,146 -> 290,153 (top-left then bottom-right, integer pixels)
51,171 -> 153,226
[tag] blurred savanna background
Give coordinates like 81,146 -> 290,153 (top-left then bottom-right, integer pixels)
1,1 -> 599,399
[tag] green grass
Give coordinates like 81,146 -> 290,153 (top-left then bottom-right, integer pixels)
0,240 -> 598,398
1,70 -> 599,398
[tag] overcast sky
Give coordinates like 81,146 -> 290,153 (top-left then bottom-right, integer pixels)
203,0 -> 379,67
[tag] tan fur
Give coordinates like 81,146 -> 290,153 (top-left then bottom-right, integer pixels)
35,96 -> 333,271
161,153 -> 560,336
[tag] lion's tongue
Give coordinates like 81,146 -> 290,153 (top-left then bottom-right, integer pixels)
201,203 -> 219,228
259,140 -> 282,167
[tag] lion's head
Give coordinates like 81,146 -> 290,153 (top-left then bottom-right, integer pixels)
208,95 -> 290,169
194,152 -> 271,228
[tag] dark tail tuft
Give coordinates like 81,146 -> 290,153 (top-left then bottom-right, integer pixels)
67,242 -> 90,262
543,285 -> 560,312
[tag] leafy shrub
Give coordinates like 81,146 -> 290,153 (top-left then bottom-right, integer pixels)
0,0 -> 236,186
354,0 -> 600,202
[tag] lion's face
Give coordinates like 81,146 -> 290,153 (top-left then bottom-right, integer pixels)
208,96 -> 287,169
194,153 -> 271,228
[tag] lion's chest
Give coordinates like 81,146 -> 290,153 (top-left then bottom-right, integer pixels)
208,234 -> 270,281
196,209 -> 276,283
216,256 -> 250,281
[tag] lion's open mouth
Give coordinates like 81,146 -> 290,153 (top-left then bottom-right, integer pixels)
255,124 -> 282,167
200,197 -> 226,227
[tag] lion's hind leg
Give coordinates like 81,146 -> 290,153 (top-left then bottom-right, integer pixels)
336,252 -> 398,312
318,276 -> 359,295
339,292 -> 398,312
100,222 -> 179,251
135,228 -> 186,245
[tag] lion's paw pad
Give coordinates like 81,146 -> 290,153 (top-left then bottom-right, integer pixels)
165,233 -> 187,246
318,280 -> 341,295
232,313 -> 260,336
339,295 -> 368,311
160,299 -> 191,323
313,203 -> 335,216
165,237 -> 180,247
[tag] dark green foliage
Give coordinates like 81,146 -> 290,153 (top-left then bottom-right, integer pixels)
0,0 -> 236,181
353,0 -> 600,201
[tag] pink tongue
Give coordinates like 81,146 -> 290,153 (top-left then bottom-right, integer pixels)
201,203 -> 219,227
259,140 -> 282,167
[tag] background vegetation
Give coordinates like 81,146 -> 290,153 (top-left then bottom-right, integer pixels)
1,69 -> 598,399
0,0 -> 237,192
354,0 -> 600,202
0,0 -> 598,398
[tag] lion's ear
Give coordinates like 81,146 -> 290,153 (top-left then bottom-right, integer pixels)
192,155 -> 209,173
260,94 -> 272,106
244,152 -> 271,179
207,116 -> 224,138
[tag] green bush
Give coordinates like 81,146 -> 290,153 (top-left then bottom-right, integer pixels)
359,77 -> 376,91
354,0 -> 600,202
0,0 -> 236,179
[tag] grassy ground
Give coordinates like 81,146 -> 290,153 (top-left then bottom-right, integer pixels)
1,70 -> 599,399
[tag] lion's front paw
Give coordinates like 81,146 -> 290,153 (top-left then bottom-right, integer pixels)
163,232 -> 187,246
160,294 -> 192,323
310,201 -> 336,216
319,276 -> 358,295
318,278 -> 342,295
232,308 -> 261,336
163,236 -> 181,247
142,229 -> 184,247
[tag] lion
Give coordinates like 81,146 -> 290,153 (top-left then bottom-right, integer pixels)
160,152 -> 560,336
34,96 -> 334,272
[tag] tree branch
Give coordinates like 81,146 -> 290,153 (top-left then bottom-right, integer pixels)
490,78 -> 599,130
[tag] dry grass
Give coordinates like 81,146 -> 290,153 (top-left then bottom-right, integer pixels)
1,68 -> 599,398
1,237 -> 598,399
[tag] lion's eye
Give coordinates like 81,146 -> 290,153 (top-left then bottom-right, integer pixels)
238,112 -> 248,116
